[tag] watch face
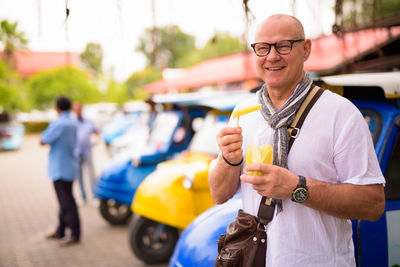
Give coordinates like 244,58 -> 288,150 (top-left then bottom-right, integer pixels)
293,188 -> 308,203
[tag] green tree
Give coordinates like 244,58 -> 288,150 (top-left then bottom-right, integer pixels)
136,25 -> 196,70
0,19 -> 28,70
201,32 -> 245,59
0,59 -> 27,112
80,42 -> 103,76
178,32 -> 245,67
28,66 -> 101,110
104,79 -> 130,104
338,0 -> 400,30
125,67 -> 161,99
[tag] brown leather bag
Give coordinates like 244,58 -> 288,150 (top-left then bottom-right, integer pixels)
215,209 -> 269,267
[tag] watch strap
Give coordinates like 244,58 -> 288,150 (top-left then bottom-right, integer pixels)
292,175 -> 308,202
298,175 -> 307,188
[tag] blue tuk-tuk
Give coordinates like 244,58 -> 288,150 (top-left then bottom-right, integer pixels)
169,72 -> 400,267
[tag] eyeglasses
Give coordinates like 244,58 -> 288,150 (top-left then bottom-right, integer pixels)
251,39 -> 304,57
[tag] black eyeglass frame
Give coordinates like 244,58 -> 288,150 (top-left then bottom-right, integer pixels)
250,39 -> 305,56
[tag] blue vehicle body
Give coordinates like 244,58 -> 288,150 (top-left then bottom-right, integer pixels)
95,154 -> 160,205
0,124 -> 25,150
170,79 -> 400,267
101,111 -> 142,145
0,113 -> 25,151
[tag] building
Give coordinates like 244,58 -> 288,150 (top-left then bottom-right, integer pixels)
0,51 -> 81,78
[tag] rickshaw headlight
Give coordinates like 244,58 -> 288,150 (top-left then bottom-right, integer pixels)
183,172 -> 195,189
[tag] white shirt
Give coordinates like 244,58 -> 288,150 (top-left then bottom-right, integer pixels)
212,89 -> 385,267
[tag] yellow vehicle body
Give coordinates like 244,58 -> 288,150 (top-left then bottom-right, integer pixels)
131,151 -> 216,229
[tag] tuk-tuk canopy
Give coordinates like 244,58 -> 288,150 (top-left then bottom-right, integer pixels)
321,72 -> 400,99
152,90 -> 255,111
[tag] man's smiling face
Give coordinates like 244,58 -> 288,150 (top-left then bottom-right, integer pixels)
254,15 -> 311,93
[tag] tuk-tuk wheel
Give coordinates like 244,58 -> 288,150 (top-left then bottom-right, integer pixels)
99,198 -> 132,225
129,215 -> 179,264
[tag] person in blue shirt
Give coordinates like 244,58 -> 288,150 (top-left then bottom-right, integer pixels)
72,101 -> 98,203
40,96 -> 80,246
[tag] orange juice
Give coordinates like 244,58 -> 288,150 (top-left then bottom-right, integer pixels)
245,144 -> 273,175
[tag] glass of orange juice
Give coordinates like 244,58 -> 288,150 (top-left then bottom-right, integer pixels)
245,144 -> 273,175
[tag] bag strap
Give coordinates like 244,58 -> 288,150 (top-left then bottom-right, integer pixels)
288,85 -> 324,151
257,84 -> 324,225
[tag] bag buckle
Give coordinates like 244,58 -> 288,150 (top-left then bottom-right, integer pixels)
289,127 -> 300,138
257,222 -> 267,232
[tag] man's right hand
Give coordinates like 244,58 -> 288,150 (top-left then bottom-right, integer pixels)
217,126 -> 243,166
209,126 -> 243,204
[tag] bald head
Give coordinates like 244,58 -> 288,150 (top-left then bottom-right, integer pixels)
256,14 -> 305,41
251,14 -> 312,96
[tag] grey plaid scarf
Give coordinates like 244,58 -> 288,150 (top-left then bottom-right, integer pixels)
256,71 -> 313,211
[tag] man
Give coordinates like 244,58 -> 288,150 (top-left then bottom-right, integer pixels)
41,96 -> 80,246
72,101 -> 98,203
208,14 -> 385,266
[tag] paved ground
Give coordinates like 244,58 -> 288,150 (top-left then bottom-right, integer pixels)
0,134 -> 168,267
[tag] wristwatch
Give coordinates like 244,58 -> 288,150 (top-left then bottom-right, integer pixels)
292,176 -> 308,203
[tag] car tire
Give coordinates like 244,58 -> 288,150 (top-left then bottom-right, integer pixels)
129,215 -> 179,264
99,198 -> 132,225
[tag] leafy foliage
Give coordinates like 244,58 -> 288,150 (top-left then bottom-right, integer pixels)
177,32 -> 245,67
80,42 -> 103,76
136,27 -> 245,70
340,0 -> 400,29
0,60 -> 27,112
0,19 -> 28,69
104,79 -> 130,104
125,67 -> 161,99
136,25 -> 196,70
27,66 -> 101,110
133,28 -> 245,91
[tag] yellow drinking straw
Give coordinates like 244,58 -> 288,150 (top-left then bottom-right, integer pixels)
231,104 -> 261,127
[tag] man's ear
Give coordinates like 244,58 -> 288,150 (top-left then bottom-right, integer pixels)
303,39 -> 312,61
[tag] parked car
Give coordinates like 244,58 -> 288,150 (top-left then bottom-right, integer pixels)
169,72 -> 400,267
0,113 -> 25,151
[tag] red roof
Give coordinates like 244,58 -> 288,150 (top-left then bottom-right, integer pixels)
1,51 -> 81,77
145,26 -> 400,93
305,26 -> 400,73
145,53 -> 258,93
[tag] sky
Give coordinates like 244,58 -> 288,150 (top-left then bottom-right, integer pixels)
0,0 -> 336,82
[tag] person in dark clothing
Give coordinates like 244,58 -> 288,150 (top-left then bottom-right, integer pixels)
40,96 -> 80,246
